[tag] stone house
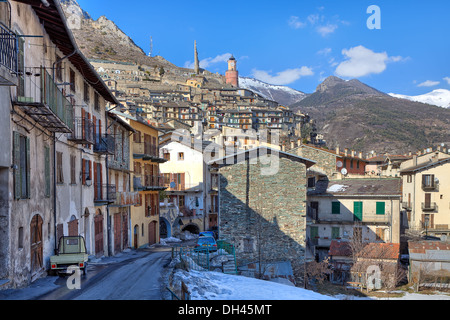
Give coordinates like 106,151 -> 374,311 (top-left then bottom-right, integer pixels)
400,151 -> 450,238
209,146 -> 316,283
0,0 -> 118,288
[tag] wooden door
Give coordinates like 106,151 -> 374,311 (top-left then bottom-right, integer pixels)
68,219 -> 79,236
114,213 -> 121,253
94,213 -> 104,256
122,212 -> 128,249
30,215 -> 43,274
425,193 -> 431,208
148,221 -> 157,245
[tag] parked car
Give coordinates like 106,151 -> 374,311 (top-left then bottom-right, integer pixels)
199,231 -> 215,238
195,236 -> 218,252
49,236 -> 89,276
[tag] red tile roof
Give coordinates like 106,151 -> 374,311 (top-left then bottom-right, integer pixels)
356,243 -> 400,260
329,240 -> 352,257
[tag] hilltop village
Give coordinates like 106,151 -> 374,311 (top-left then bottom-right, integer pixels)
0,0 -> 449,298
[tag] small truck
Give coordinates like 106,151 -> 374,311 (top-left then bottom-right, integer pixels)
49,236 -> 89,276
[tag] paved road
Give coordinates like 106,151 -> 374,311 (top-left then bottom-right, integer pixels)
37,247 -> 172,300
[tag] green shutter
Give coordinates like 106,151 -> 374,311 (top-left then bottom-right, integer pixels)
332,227 -> 340,239
44,146 -> 50,197
332,201 -> 340,214
354,201 -> 363,221
13,132 -> 21,199
26,137 -> 30,199
376,202 -> 386,215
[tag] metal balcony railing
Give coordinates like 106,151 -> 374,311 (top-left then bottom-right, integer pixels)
133,175 -> 165,190
421,202 -> 437,211
94,134 -> 115,155
14,67 -> 74,132
94,183 -> 116,203
0,22 -> 18,74
67,117 -> 95,144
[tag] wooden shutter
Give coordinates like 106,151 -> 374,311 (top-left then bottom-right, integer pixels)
26,136 -> 30,198
13,132 -> 21,199
81,108 -> 86,140
82,159 -> 86,185
180,173 -> 185,191
376,202 -> 385,215
44,146 -> 50,197
94,162 -> 98,199
354,202 -> 363,221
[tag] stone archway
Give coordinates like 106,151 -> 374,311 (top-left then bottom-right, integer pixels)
182,223 -> 200,235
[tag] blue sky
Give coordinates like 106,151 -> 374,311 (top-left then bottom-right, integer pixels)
77,0 -> 450,95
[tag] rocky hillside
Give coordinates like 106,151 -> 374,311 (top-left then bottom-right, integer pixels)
61,0 -> 179,69
290,76 -> 450,154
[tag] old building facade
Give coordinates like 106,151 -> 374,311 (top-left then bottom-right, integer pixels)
210,147 -> 315,283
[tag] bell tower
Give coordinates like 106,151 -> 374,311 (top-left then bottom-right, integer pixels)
194,40 -> 200,74
225,55 -> 239,87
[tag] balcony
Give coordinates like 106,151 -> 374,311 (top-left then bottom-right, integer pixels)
94,134 -> 115,155
14,67 -> 74,133
313,213 -> 391,225
133,174 -> 166,191
422,182 -> 438,191
401,202 -> 412,210
133,142 -> 166,163
0,22 -> 18,86
111,191 -> 140,207
422,202 -> 437,211
94,184 -> 116,205
67,117 -> 95,145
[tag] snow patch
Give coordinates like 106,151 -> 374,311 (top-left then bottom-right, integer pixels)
327,184 -> 349,193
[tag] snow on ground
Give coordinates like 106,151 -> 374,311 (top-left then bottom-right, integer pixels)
172,269 -> 336,300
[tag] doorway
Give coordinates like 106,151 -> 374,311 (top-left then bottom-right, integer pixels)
30,214 -> 43,274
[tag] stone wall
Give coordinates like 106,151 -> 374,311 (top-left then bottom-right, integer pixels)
291,145 -> 337,178
218,155 -> 307,283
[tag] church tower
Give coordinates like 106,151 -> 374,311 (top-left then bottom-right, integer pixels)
194,40 -> 200,74
225,55 -> 239,87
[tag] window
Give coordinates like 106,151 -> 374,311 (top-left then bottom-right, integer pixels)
56,152 -> 64,184
332,201 -> 341,214
307,177 -> 316,188
407,175 -> 412,183
82,159 -> 92,185
94,92 -> 100,111
83,82 -> 90,103
376,202 -> 385,215
70,155 -> 76,185
178,152 -> 184,161
163,152 -> 170,161
55,54 -> 62,81
331,227 -> 340,239
422,174 -> 435,188
13,132 -> 30,199
70,68 -> 76,92
18,227 -> 24,249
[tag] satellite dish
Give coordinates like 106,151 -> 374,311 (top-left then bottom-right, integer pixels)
336,161 -> 343,168
341,168 -> 348,176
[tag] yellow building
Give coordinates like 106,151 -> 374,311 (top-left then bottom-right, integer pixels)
128,117 -> 167,248
400,150 -> 450,238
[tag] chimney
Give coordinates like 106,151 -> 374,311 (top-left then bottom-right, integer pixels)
291,141 -> 295,150
413,155 -> 418,166
359,151 -> 363,159
351,150 -> 355,157
298,139 -> 302,147
437,145 -> 442,152
409,151 -> 412,156
344,148 -> 349,156
336,146 -> 340,155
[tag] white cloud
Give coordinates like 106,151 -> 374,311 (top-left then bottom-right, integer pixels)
288,16 -> 306,29
443,77 -> 450,85
335,45 -> 403,78
251,66 -> 314,85
417,80 -> 440,87
317,48 -> 332,56
316,24 -> 338,37
184,53 -> 232,69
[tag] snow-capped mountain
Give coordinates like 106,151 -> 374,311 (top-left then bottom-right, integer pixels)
389,89 -> 450,109
238,77 -> 307,106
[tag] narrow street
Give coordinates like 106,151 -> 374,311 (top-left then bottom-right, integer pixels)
40,247 -> 171,300
0,247 -> 173,300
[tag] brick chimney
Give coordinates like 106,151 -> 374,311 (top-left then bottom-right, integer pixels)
344,148 -> 348,156
336,146 -> 340,155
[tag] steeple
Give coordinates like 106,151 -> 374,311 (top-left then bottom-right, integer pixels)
194,40 -> 200,74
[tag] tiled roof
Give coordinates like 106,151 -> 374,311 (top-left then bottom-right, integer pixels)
408,241 -> 450,254
400,157 -> 450,174
308,178 -> 402,196
356,243 -> 400,260
329,240 -> 352,257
